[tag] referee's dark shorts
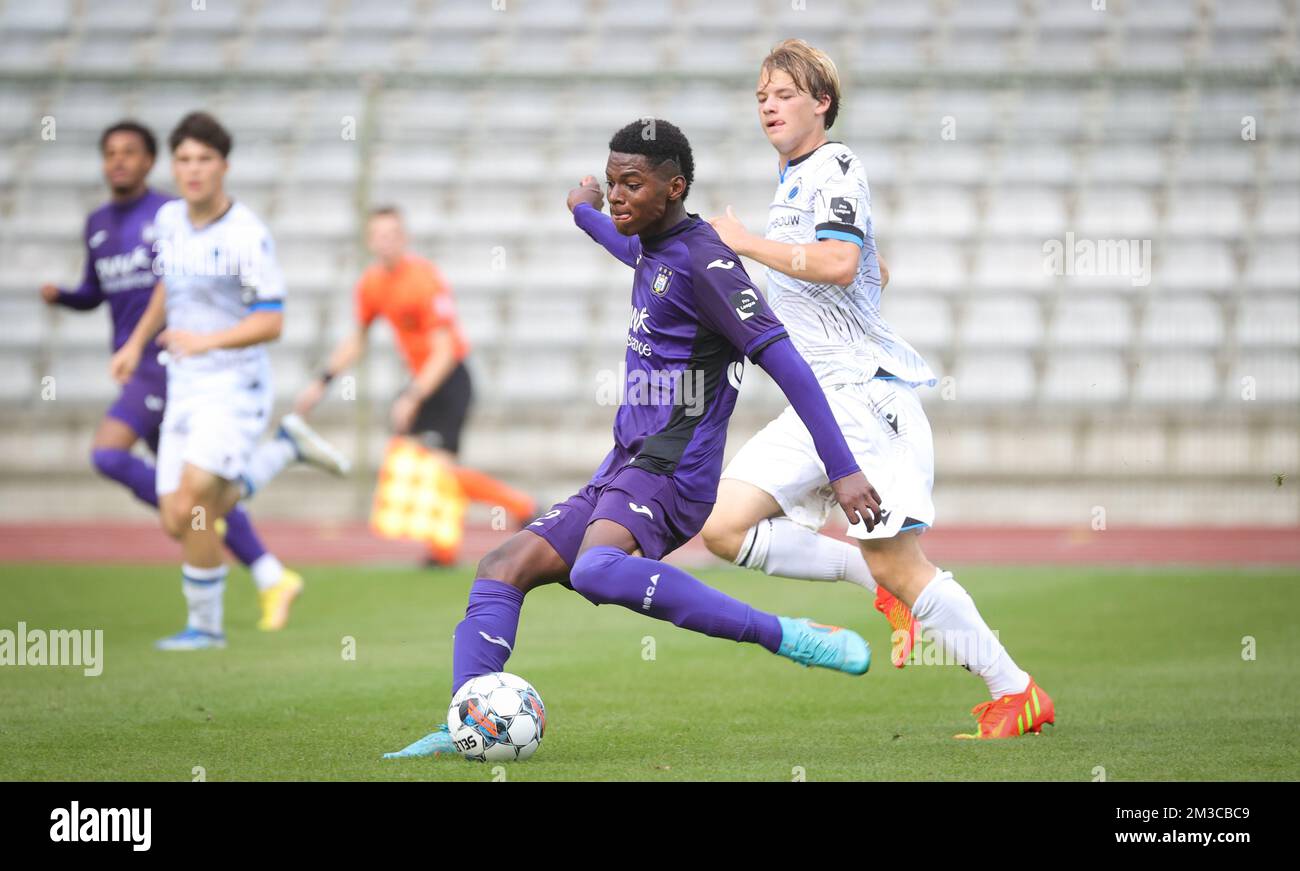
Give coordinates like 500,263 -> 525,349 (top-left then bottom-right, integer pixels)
409,361 -> 472,455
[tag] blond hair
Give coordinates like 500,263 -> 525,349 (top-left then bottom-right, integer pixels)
760,39 -> 842,129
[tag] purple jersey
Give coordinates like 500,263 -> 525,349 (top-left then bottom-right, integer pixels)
575,203 -> 789,503
56,189 -> 172,379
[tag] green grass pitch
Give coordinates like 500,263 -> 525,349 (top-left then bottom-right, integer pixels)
1,562 -> 1296,781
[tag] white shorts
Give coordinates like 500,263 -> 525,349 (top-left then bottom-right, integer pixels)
155,375 -> 273,497
722,378 -> 935,539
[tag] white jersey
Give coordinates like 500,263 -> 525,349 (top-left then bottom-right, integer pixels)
152,199 -> 285,393
765,141 -> 935,388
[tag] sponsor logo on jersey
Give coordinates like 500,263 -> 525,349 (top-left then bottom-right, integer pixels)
641,572 -> 660,611
770,214 -> 801,229
707,259 -> 734,270
830,197 -> 858,224
94,246 -> 153,284
727,360 -> 744,390
651,264 -> 673,296
730,287 -> 759,321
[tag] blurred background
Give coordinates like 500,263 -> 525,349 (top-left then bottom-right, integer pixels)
0,0 -> 1296,556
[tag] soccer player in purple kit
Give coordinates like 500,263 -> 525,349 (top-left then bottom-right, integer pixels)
38,120 -> 304,633
385,120 -> 885,758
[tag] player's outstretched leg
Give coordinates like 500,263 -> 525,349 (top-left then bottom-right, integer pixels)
241,413 -> 350,499
862,532 -> 1054,738
569,543 -> 870,675
703,480 -> 916,667
384,531 -> 566,760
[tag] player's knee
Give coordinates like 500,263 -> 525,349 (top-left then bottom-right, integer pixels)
475,546 -> 533,591
160,494 -> 199,539
568,546 -> 626,602
90,447 -> 129,482
700,516 -> 744,562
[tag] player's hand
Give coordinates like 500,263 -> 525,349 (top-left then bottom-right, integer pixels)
39,283 -> 59,304
294,380 -> 326,417
566,175 -> 605,213
830,471 -> 883,532
158,328 -> 212,361
707,206 -> 750,254
109,343 -> 141,385
390,391 -> 419,435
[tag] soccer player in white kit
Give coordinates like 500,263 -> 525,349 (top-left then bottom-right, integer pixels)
110,112 -> 350,650
703,41 -> 1054,738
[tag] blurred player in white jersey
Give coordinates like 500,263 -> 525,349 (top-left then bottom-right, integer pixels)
110,112 -> 350,650
703,41 -> 1053,738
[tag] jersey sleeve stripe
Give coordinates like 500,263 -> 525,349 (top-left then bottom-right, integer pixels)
249,300 -> 284,312
746,326 -> 789,360
814,223 -> 865,245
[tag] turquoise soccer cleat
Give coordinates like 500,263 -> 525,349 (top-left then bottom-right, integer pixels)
776,617 -> 871,675
382,723 -> 457,759
155,627 -> 227,651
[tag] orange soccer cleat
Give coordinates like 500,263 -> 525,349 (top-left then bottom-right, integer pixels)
873,587 -> 918,668
955,677 -> 1055,739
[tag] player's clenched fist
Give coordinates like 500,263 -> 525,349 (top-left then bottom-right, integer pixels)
566,175 -> 604,213
830,470 -> 883,531
108,343 -> 141,385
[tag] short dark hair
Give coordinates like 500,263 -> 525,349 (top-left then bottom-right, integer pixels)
608,119 -> 694,201
168,111 -> 232,158
368,205 -> 402,220
100,120 -> 157,157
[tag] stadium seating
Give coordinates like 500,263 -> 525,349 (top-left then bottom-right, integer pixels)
0,0 -> 1295,524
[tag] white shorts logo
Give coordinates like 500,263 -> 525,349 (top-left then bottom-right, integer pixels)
628,502 -> 654,519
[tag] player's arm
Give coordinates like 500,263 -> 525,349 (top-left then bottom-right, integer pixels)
568,176 -> 641,267
161,307 -> 283,361
42,220 -> 105,310
109,281 -> 166,384
754,338 -> 881,529
390,325 -> 457,434
294,325 -> 367,417
709,206 -> 860,286
692,258 -> 882,529
879,252 -> 890,289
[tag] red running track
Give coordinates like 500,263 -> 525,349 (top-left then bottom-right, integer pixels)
0,522 -> 1296,566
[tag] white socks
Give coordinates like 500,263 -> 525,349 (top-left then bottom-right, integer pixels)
735,517 -> 877,591
242,437 -> 297,498
910,569 -> 1030,698
182,563 -> 227,636
249,553 -> 284,591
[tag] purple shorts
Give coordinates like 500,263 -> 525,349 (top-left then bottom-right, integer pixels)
527,466 -> 714,566
106,363 -> 167,452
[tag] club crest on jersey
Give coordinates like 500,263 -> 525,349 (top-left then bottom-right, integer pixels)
651,264 -> 673,296
786,183 -> 801,201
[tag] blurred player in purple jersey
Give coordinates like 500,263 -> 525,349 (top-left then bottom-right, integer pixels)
38,120 -> 304,632
386,120 -> 886,759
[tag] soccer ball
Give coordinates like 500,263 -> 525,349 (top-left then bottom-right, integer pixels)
448,672 -> 546,762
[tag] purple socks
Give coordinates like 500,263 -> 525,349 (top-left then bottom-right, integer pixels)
569,546 -> 782,653
90,447 -> 268,567
452,579 -> 526,696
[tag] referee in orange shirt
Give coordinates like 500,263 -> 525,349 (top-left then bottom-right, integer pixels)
295,206 -> 535,563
